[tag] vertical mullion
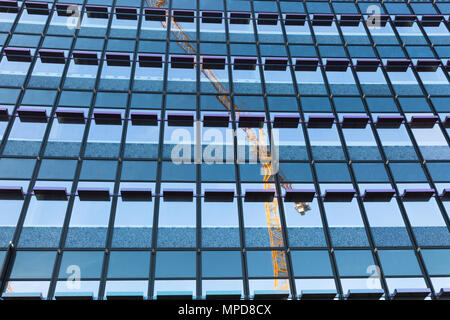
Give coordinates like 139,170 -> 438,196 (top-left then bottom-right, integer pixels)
195,0 -> 202,300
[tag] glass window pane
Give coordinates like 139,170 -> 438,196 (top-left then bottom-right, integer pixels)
335,250 -> 375,277
10,251 -> 56,279
291,250 -> 333,277
247,250 -> 288,278
58,251 -> 104,279
422,249 -> 450,276
107,251 -> 150,279
202,251 -> 242,278
378,250 -> 422,276
155,251 -> 196,278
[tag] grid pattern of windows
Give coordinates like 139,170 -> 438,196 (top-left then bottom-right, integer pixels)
0,0 -> 449,300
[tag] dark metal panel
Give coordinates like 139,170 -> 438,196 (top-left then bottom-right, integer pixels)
115,6 -> 137,20
39,49 -> 65,64
201,11 -> 222,24
363,189 -> 396,202
163,189 -> 194,202
145,8 -> 165,21
307,115 -> 335,128
138,54 -> 163,68
285,13 -> 306,26
167,113 -> 194,127
120,188 -> 152,201
77,188 -> 111,201
312,14 -> 333,26
130,112 -> 158,126
72,51 -> 98,65
201,56 -> 226,70
4,47 -> 32,62
56,109 -> 85,124
170,55 -> 195,69
229,12 -> 250,24
93,111 -> 122,125
238,114 -> 265,128
86,5 -> 108,19
341,115 -> 370,129
204,189 -> 235,202
106,52 -> 131,67
0,0 -> 18,13
284,189 -> 315,202
323,189 -> 356,202
17,108 -> 48,123
173,9 -> 194,23
273,115 -> 300,128
25,1 -> 49,15
33,187 -> 68,201
202,113 -> 229,127
257,13 -> 278,26
391,288 -> 431,300
0,186 -> 24,200
233,57 -> 257,70
244,189 -> 275,202
339,14 -> 361,27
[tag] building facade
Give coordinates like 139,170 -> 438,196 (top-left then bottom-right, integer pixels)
0,0 -> 449,300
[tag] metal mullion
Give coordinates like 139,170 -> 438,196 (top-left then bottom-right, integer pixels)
326,3 -> 390,300
45,0 -> 119,300
300,3 -> 345,300
148,0 -> 173,300
97,1 -> 145,300
222,0 -> 249,300
360,1 -> 438,299
195,0 -> 202,300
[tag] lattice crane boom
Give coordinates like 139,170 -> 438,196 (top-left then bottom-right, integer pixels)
145,0 -> 308,290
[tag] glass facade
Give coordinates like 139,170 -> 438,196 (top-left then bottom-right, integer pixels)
0,0 -> 449,300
